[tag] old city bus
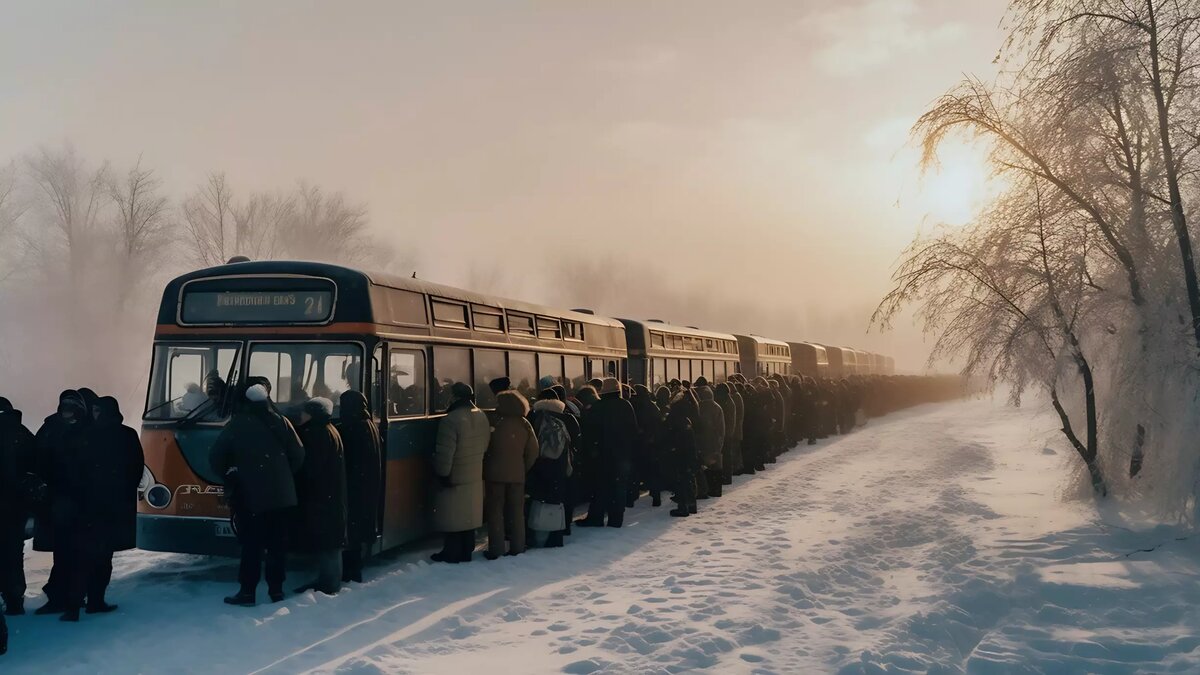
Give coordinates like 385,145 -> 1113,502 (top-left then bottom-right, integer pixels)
138,260 -> 626,556
735,334 -> 791,377
824,346 -> 848,379
787,342 -> 829,379
619,319 -> 741,388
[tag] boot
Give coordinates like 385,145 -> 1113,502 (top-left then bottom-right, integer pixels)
669,508 -> 689,517
651,494 -> 662,507
268,590 -> 285,603
85,602 -> 118,614
59,607 -> 80,622
688,502 -> 698,514
224,591 -> 256,607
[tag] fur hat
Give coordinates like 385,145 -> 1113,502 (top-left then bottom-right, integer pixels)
245,384 -> 270,402
600,377 -> 621,395
488,377 -> 512,394
303,397 -> 334,418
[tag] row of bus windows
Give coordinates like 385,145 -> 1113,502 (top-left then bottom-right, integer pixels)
757,361 -> 791,376
648,358 -> 738,388
649,332 -> 737,355
429,297 -> 584,341
386,347 -> 618,418
760,344 -> 790,358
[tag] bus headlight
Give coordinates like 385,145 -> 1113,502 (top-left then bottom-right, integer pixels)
146,484 -> 172,509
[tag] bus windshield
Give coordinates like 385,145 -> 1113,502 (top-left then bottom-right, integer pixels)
145,342 -> 242,421
247,342 -> 364,417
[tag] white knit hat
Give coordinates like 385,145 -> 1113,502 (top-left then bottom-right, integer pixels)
245,384 -> 269,402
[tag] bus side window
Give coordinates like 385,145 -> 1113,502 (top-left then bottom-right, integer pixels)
388,349 -> 426,417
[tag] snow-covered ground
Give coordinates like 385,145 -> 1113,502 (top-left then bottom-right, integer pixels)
8,398 -> 1200,674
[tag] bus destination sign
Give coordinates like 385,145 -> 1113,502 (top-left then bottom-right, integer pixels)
181,290 -> 334,324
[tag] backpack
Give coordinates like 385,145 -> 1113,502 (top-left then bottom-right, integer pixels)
537,414 -> 570,461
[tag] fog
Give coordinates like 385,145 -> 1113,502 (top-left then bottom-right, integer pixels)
0,0 -> 1007,419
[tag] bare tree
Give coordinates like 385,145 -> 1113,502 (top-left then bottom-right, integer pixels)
108,156 -> 174,306
283,182 -> 371,263
23,145 -> 110,287
0,162 -> 26,282
182,172 -> 236,267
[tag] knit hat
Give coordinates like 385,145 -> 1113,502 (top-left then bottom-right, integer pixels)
538,388 -> 561,401
539,376 -> 557,390
694,376 -> 709,388
303,397 -> 334,418
245,384 -> 269,402
600,377 -> 621,395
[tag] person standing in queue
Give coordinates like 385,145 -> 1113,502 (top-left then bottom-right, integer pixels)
212,383 -> 305,606
664,394 -> 699,517
578,378 -> 638,528
336,390 -> 380,584
59,397 -> 143,621
34,391 -> 90,617
430,383 -> 490,564
694,381 -> 725,498
0,398 -> 34,617
482,389 -> 538,559
713,384 -> 738,486
293,397 -> 347,595
629,384 -> 664,507
530,389 -> 580,548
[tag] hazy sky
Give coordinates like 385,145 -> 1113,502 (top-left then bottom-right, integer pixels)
0,0 -> 1007,371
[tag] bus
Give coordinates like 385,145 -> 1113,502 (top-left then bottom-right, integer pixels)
619,319 -> 740,388
787,342 -> 828,379
138,260 -> 626,556
735,334 -> 791,378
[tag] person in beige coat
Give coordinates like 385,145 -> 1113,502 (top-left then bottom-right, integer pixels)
431,383 -> 491,563
483,390 -> 539,560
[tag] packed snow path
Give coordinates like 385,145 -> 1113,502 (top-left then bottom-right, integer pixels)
8,399 -> 1200,673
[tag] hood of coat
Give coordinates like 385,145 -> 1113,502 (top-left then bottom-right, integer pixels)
0,397 -> 21,427
58,390 -> 89,425
532,398 -> 566,414
714,383 -> 731,400
340,390 -> 370,420
696,386 -> 715,402
95,396 -> 124,426
654,386 -> 671,408
632,384 -> 651,398
496,390 -> 530,418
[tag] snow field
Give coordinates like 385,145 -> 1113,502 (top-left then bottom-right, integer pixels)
6,397 -> 1200,674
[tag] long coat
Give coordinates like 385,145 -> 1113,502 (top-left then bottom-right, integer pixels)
336,391 -> 381,547
32,413 -> 69,551
432,399 -> 491,533
527,400 -> 576,505
0,410 -> 35,521
695,388 -> 726,469
713,386 -> 738,471
584,392 -> 639,480
80,398 -> 144,552
210,402 -> 305,516
483,391 -> 538,484
295,415 -> 347,551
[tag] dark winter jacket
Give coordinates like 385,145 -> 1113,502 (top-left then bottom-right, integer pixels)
75,398 -> 144,551
0,401 -> 35,518
713,385 -> 738,467
484,391 -> 538,484
34,391 -> 92,550
295,413 -> 348,551
583,392 -> 640,478
335,391 -> 382,547
695,388 -> 726,469
210,401 -> 305,516
663,402 -> 698,476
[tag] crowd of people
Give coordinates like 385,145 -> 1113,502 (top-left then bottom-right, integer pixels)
0,368 -> 962,656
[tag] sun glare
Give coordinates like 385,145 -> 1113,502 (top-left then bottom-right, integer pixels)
917,141 -> 992,227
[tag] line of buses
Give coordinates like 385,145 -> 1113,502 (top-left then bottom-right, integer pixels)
138,260 -> 900,556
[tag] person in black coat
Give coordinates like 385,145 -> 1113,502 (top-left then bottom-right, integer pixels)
336,391 -> 380,584
578,379 -> 639,528
31,390 -> 77,613
58,397 -> 144,621
0,398 -> 35,616
528,391 -> 580,548
33,391 -> 91,617
664,396 -> 698,517
293,398 -> 347,595
628,384 -> 664,508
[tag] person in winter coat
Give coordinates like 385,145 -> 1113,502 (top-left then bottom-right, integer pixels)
713,384 -> 738,487
0,398 -> 34,616
529,390 -> 580,548
695,386 -> 726,498
664,396 -> 698,517
629,384 -> 665,507
578,378 -> 639,528
483,391 -> 538,559
336,391 -> 380,584
729,382 -> 746,475
742,381 -> 771,473
211,383 -> 305,606
431,383 -> 491,564
294,397 -> 347,595
56,396 -> 144,621
33,391 -> 91,617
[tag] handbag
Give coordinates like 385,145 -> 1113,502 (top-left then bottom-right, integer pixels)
527,499 -> 565,532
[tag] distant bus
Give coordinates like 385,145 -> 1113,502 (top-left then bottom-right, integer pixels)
735,334 -> 791,377
787,342 -> 829,379
138,260 -> 626,556
620,319 -> 740,388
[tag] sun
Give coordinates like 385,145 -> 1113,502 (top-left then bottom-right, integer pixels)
917,141 -> 992,226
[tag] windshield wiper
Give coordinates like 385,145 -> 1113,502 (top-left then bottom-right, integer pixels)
144,394 -> 186,419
